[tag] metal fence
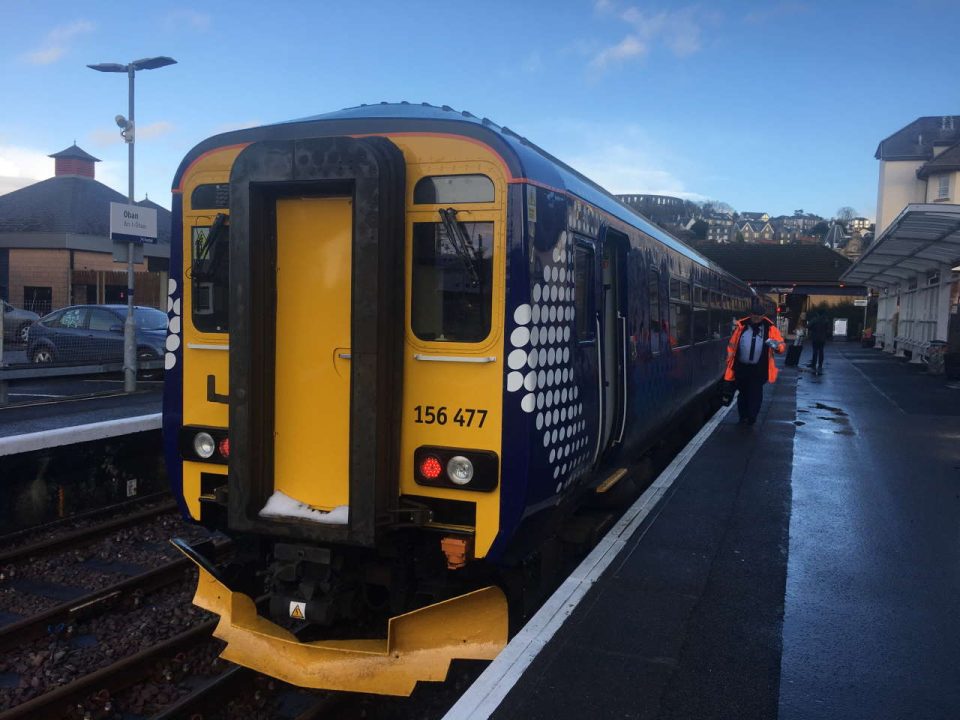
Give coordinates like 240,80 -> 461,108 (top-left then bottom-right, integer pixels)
1,269 -> 168,407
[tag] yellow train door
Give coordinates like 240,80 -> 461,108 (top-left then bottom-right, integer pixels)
273,196 -> 353,510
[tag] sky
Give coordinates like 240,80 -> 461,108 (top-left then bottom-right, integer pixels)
1,0 -> 958,221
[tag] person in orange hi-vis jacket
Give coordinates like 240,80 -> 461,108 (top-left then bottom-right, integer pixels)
724,297 -> 786,426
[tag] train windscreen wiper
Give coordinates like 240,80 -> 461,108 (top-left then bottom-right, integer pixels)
438,207 -> 482,288
191,213 -> 229,284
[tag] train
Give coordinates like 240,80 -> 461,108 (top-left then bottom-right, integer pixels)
163,102 -> 755,695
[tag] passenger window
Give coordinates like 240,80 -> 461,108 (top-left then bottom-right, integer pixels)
88,309 -> 119,331
574,244 -> 595,341
411,220 -> 494,342
670,302 -> 691,347
59,308 -> 86,329
414,175 -> 494,204
668,276 -> 691,347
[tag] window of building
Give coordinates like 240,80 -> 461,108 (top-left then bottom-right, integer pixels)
23,286 -> 52,316
937,175 -> 950,200
574,244 -> 596,342
414,175 -> 495,205
411,220 -> 494,342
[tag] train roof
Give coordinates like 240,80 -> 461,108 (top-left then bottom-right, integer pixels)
174,102 -> 727,274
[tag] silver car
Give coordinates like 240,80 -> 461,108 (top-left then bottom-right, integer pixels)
2,301 -> 40,344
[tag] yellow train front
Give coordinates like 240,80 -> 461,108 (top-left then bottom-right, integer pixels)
163,103 -> 749,695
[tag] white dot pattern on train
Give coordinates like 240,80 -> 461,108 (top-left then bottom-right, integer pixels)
506,231 -> 593,495
166,278 -> 180,371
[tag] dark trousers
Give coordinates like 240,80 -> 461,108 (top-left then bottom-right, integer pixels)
734,360 -> 766,422
811,341 -> 825,371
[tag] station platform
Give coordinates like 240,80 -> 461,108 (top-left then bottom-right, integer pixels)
0,388 -> 161,455
447,343 -> 960,720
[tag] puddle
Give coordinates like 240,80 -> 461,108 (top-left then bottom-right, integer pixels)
813,402 -> 848,416
794,421 -> 806,426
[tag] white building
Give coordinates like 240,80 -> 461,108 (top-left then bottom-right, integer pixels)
843,116 -> 960,372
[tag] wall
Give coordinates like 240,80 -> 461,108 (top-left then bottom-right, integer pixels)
876,160 -> 925,235
9,248 -> 70,312
923,170 -> 960,203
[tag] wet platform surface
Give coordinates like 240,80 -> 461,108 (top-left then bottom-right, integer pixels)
0,388 -> 160,440
485,344 -> 960,720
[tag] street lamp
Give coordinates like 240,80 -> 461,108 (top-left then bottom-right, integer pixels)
88,56 -> 176,393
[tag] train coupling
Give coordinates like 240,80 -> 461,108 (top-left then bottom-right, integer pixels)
170,538 -> 508,696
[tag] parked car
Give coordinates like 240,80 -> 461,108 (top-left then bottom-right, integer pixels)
26,305 -> 167,368
2,301 -> 40,344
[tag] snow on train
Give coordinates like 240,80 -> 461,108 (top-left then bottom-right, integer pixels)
163,102 -> 754,695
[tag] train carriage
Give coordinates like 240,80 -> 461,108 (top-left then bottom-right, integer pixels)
164,102 -> 753,695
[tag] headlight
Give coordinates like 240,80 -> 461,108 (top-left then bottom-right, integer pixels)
193,431 -> 216,459
446,456 -> 474,485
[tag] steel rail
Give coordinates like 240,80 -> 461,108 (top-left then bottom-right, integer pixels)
0,491 -> 171,549
0,555 -> 194,654
0,499 -> 177,565
0,620 -> 217,720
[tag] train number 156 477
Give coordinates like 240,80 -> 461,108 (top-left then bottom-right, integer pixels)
413,405 -> 487,428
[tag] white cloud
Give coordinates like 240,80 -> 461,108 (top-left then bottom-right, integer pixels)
0,145 -> 55,196
590,35 -> 647,69
537,121 -> 705,200
138,121 -> 175,140
89,121 -> 174,147
22,20 -> 95,65
165,9 -> 211,31
590,5 -> 708,70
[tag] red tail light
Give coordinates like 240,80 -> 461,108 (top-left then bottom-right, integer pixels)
419,455 -> 443,480
218,437 -> 230,458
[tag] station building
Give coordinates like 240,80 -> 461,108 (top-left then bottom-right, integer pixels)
843,115 -> 960,374
0,144 -> 170,315
696,242 -> 867,334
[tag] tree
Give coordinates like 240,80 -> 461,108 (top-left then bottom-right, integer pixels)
735,230 -> 745,243
836,206 -> 857,223
810,221 -> 829,239
691,219 -> 708,241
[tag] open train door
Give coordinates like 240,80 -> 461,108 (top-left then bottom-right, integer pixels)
226,136 -> 405,547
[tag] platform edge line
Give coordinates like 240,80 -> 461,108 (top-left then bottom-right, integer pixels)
0,413 -> 162,456
442,401 -> 734,720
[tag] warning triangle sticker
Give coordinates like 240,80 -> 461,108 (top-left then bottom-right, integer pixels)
289,602 -> 305,620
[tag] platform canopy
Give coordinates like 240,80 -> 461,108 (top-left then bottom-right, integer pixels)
842,203 -> 960,287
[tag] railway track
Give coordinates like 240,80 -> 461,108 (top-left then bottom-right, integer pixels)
0,497 -> 178,566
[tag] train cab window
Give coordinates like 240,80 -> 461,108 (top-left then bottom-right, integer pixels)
190,216 -> 230,333
648,268 -> 662,354
574,244 -> 596,341
414,175 -> 495,204
412,218 -> 493,342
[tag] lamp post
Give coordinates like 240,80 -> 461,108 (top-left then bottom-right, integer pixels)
88,56 -> 176,393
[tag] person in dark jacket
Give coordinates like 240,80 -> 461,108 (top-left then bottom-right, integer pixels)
724,298 -> 786,425
807,311 -> 829,375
